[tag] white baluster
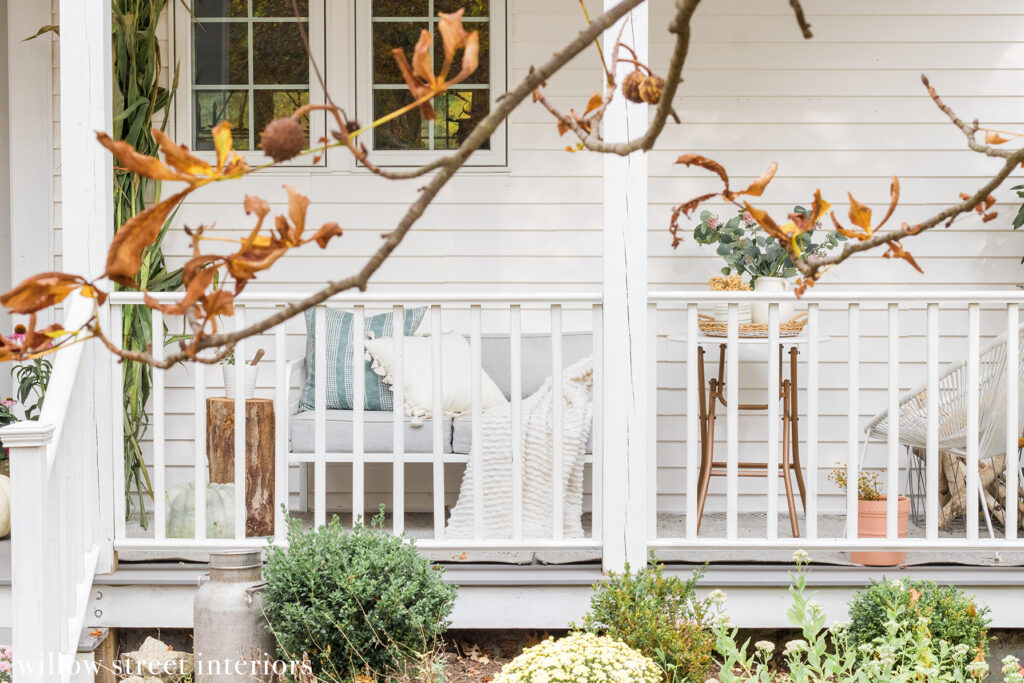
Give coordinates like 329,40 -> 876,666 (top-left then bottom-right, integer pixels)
511,305 -> 524,541
726,302 -> 739,540
314,305 -> 327,528
685,303 -> 699,540
393,306 -> 406,536
552,304 -> 564,541
648,302 -> 658,540
926,303 -> 939,541
234,306 -> 247,539
966,302 -> 980,540
353,305 -> 366,525
847,303 -> 859,540
887,303 -> 900,539
1006,303 -> 1020,539
275,309 -> 288,544
767,302 -> 780,540
153,309 -> 166,540
590,304 -> 603,541
194,358 -> 207,541
806,303 -> 819,540
471,305 -> 484,541
431,305 -> 445,541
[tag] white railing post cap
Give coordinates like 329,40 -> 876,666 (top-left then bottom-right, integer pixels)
0,420 -> 56,447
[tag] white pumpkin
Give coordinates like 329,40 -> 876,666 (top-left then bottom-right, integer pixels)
0,474 -> 9,537
166,481 -> 235,539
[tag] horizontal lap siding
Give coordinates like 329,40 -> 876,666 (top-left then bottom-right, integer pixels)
649,0 -> 1024,515
45,1 -> 1024,517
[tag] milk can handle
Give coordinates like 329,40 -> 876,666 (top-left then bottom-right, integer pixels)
244,581 -> 268,607
197,573 -> 210,588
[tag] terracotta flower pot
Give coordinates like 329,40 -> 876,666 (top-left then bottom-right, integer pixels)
849,495 -> 910,567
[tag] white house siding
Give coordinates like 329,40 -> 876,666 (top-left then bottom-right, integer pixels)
38,1 -> 1024,519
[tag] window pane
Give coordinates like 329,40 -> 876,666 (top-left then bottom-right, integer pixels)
432,89 -> 489,150
373,90 -> 428,150
435,0 -> 489,17
253,0 -> 309,17
194,90 -> 250,150
373,22 -> 427,85
372,0 -> 428,17
194,21 -> 248,85
253,22 -> 308,84
255,90 -> 310,148
194,0 -> 248,18
434,22 -> 488,85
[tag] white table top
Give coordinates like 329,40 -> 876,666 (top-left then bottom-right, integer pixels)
667,333 -> 832,346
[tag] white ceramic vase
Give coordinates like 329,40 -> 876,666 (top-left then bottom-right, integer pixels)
222,364 -> 259,400
751,276 -> 795,324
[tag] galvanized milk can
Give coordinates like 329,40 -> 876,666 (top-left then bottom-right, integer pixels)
194,549 -> 277,681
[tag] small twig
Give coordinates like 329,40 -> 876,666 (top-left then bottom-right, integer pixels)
788,0 -> 813,39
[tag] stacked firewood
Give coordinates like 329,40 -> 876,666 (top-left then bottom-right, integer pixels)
932,451 -> 1024,530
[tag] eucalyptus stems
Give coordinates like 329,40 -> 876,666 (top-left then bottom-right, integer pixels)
113,0 -> 182,526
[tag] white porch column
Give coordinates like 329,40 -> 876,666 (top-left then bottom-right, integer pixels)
601,3 -> 649,572
58,0 -> 116,574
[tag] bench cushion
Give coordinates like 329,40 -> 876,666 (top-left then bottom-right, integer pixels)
290,410 -> 453,453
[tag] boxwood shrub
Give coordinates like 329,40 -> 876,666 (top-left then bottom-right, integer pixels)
263,511 -> 457,679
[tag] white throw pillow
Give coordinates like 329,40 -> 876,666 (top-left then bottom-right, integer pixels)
364,333 -> 507,422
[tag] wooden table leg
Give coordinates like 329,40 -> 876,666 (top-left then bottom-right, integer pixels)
790,346 -> 808,510
697,377 -> 719,533
782,378 -> 800,537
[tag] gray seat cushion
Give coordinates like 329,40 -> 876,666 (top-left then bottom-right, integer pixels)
290,410 -> 453,453
452,332 -> 593,454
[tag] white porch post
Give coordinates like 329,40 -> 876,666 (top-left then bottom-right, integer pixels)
58,0 -> 116,573
2,423 -> 58,680
601,3 -> 649,572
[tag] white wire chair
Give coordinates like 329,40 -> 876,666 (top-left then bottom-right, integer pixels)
861,323 -> 1024,538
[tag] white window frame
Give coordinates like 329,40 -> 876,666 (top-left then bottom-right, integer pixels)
172,0 -> 328,168
354,0 -> 507,168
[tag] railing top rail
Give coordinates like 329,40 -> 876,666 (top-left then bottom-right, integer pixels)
648,290 -> 1024,303
108,291 -> 604,305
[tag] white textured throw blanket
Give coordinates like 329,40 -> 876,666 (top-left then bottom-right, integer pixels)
446,356 -> 593,539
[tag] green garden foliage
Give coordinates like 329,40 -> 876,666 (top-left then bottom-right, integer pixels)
575,560 -> 715,683
847,578 -> 991,658
263,510 -> 457,680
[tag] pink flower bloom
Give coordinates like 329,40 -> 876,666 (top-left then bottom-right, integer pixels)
742,211 -> 757,226
0,399 -> 14,408
0,661 -> 10,671
706,215 -> 722,230
6,333 -> 24,345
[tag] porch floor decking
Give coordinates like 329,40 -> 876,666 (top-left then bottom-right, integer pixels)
107,510 -> 1022,566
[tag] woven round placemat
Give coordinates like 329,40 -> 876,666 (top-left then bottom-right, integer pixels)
698,312 -> 807,337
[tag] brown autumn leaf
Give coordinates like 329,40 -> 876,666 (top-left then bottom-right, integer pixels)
201,289 -> 236,321
105,189 -> 193,287
144,254 -> 221,316
311,222 -> 343,248
0,272 -> 93,314
985,130 -> 1011,144
789,189 -> 831,234
97,132 -> 191,183
730,162 -> 779,200
584,92 -> 604,116
884,241 -> 924,274
832,177 -> 900,240
391,12 -> 480,122
675,154 -> 729,189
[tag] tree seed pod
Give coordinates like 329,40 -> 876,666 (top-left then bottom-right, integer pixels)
260,117 -> 306,162
639,74 -> 665,105
621,70 -> 646,103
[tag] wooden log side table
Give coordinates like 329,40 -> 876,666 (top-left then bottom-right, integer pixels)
206,397 -> 275,537
670,333 -> 826,537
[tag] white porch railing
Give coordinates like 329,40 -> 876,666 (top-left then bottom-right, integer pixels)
649,290 -> 1024,554
107,291 -> 605,554
0,295 -> 110,681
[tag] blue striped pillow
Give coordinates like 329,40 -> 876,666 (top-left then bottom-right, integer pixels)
297,307 -> 426,412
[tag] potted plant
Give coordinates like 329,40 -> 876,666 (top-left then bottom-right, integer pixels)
221,349 -> 262,400
708,275 -> 753,323
692,208 -> 846,323
828,464 -> 910,566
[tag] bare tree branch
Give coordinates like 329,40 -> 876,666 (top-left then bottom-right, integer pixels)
92,0 -> 653,369
789,0 -> 813,39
